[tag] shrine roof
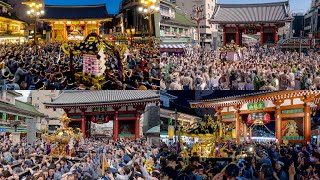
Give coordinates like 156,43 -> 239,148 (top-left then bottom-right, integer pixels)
190,91 -> 320,108
44,91 -> 160,108
40,4 -> 112,20
209,1 -> 293,24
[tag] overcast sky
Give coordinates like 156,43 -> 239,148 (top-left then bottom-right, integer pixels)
15,90 -> 30,102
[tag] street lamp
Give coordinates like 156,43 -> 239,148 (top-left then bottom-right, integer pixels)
138,0 -> 160,43
22,0 -> 44,47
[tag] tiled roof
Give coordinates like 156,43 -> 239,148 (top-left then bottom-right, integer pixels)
189,91 -> 270,103
209,1 -> 292,23
161,9 -> 196,27
46,91 -> 159,105
145,125 -> 160,134
40,4 -> 111,20
0,100 -> 45,117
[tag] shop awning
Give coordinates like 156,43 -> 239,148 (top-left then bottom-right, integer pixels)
160,44 -> 191,53
160,44 -> 186,49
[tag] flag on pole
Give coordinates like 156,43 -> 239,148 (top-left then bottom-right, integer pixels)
101,153 -> 109,176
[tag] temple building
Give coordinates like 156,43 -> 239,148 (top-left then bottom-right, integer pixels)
0,91 -> 45,144
190,91 -> 320,145
209,1 -> 293,46
44,91 -> 160,139
0,1 -> 26,43
39,4 -> 112,41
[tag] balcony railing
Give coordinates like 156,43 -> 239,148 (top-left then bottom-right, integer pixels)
160,10 -> 174,18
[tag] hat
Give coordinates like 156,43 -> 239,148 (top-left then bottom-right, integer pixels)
277,161 -> 284,167
137,85 -> 147,90
25,160 -> 33,166
172,72 -> 179,77
67,79 -> 74,86
109,167 -> 118,174
78,84 -> 86,90
3,71 -> 9,78
8,75 -> 15,82
123,155 -> 131,163
134,172 -> 144,178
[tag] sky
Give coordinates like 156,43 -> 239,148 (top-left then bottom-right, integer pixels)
15,90 -> 30,102
44,0 -> 122,15
219,0 -> 312,13
43,0 -> 313,15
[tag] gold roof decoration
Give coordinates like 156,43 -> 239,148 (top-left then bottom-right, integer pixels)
61,113 -> 71,128
219,40 -> 241,52
42,113 -> 82,157
61,32 -> 127,58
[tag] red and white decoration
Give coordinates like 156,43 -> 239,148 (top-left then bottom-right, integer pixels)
247,113 -> 270,124
83,52 -> 105,76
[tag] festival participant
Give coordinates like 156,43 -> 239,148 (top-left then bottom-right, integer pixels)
0,137 -> 159,180
160,141 -> 320,180
273,161 -> 288,180
0,42 -> 160,90
161,47 -> 320,90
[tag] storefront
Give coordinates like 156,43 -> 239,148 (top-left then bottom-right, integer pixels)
45,91 -> 159,139
0,14 -> 27,44
190,91 -> 320,145
106,33 -> 131,45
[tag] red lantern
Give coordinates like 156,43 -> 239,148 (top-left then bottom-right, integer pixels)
247,114 -> 254,124
247,113 -> 270,124
105,116 -> 110,123
263,113 -> 270,124
91,116 -> 95,123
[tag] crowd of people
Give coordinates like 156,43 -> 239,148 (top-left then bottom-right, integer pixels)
0,137 -> 160,180
160,141 -> 320,180
161,47 -> 320,90
0,42 -> 160,90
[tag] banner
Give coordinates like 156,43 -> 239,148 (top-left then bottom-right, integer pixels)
247,102 -> 265,110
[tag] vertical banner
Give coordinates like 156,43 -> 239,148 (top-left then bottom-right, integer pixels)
27,117 -> 37,144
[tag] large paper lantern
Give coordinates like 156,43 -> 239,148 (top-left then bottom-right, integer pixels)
247,113 -> 270,124
105,116 -> 110,123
